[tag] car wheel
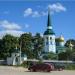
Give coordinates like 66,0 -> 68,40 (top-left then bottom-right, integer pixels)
33,69 -> 36,72
44,69 -> 50,72
47,70 -> 51,72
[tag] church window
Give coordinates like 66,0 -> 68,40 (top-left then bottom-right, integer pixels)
46,37 -> 48,41
50,37 -> 52,40
46,37 -> 48,45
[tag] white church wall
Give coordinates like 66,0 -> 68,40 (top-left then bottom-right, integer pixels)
44,35 -> 56,53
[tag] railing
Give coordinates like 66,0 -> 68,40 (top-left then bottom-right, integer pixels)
0,60 -> 7,65
25,59 -> 75,64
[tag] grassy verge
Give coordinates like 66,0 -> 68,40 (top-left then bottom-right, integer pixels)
65,64 -> 75,70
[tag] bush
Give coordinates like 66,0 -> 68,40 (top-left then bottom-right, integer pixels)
37,59 -> 43,64
65,64 -> 75,70
21,61 -> 28,68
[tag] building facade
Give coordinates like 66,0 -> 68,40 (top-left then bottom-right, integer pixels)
43,10 -> 56,53
43,9 -> 65,53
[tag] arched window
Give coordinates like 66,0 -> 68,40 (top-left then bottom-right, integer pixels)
50,37 -> 53,45
50,37 -> 52,40
46,37 -> 48,45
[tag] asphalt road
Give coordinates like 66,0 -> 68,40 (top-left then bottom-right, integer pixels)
0,66 -> 75,75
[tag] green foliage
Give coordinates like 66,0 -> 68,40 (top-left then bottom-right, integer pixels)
32,33 -> 44,59
37,59 -> 43,64
0,34 -> 19,59
0,32 -> 44,59
65,64 -> 75,70
20,61 -> 28,68
58,39 -> 75,60
65,39 -> 75,49
43,52 -> 57,60
0,33 -> 75,61
19,33 -> 34,59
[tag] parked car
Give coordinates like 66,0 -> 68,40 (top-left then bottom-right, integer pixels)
28,63 -> 53,72
44,62 -> 65,71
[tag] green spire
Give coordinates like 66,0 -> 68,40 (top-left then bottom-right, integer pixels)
44,8 -> 55,35
47,8 -> 52,27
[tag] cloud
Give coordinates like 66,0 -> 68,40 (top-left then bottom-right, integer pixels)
24,8 -> 40,17
0,20 -> 24,38
32,11 -> 40,17
48,3 -> 67,13
0,30 -> 23,39
24,8 -> 32,17
0,20 -> 21,30
24,3 -> 67,17
0,30 -> 24,39
42,3 -> 66,16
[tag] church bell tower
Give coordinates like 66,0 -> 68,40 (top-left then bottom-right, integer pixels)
43,9 -> 56,53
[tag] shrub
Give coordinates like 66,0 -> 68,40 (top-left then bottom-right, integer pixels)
65,64 -> 75,70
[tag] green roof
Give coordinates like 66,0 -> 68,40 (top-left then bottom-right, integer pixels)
44,29 -> 55,35
44,9 -> 55,35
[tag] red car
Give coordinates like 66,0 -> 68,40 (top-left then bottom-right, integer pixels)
28,63 -> 53,72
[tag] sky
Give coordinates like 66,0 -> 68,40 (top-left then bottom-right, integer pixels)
0,0 -> 75,41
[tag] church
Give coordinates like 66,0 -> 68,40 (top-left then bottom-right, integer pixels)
43,9 -> 65,54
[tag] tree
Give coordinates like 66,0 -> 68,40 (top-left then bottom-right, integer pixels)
43,52 -> 57,60
0,39 -> 4,59
65,39 -> 75,49
19,33 -> 33,59
32,33 -> 44,59
0,34 -> 18,59
58,39 -> 75,60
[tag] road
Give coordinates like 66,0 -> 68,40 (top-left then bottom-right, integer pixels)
0,66 -> 75,75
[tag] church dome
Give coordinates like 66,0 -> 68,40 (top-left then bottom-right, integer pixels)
56,35 -> 64,42
59,35 -> 64,41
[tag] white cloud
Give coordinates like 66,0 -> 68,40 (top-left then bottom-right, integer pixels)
24,8 -> 40,17
41,3 -> 66,16
0,30 -> 24,39
0,20 -> 24,38
48,3 -> 66,13
32,11 -> 40,17
0,20 -> 21,30
24,8 -> 32,17
24,3 -> 67,17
